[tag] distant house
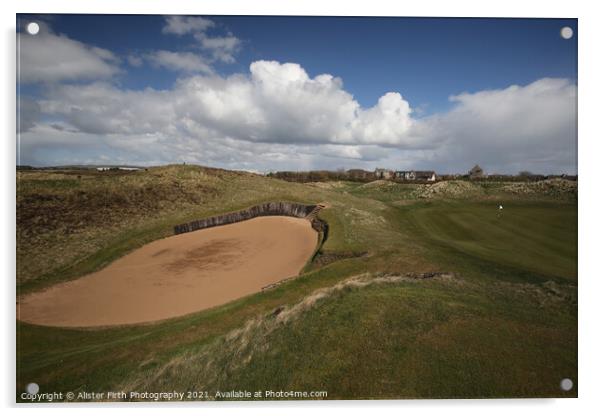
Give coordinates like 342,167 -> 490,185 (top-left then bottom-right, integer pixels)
374,168 -> 394,180
469,164 -> 484,179
415,171 -> 437,181
395,171 -> 415,180
395,170 -> 437,182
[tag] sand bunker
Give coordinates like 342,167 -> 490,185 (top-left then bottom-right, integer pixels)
18,216 -> 318,327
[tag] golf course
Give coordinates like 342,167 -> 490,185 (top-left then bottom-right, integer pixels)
16,165 -> 577,400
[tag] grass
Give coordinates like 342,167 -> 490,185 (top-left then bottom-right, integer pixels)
399,200 -> 577,281
196,278 -> 575,399
16,167 -> 577,401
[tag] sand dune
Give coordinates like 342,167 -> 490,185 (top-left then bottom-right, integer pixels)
18,216 -> 318,327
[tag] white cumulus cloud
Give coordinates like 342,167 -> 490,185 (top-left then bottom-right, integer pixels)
162,16 -> 241,64
146,50 -> 214,74
21,60 -> 577,174
195,33 -> 240,63
36,60 -> 416,147
420,78 -> 577,173
18,26 -> 120,84
162,16 -> 215,35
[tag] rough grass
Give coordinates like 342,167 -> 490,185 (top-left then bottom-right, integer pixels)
16,168 -> 577,401
112,273 -> 576,399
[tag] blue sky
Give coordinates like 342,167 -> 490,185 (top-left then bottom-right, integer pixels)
17,15 -> 577,173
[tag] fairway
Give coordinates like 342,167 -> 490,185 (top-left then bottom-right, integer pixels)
404,202 -> 577,281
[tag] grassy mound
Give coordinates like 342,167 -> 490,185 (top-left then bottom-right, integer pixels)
413,180 -> 483,199
500,178 -> 577,199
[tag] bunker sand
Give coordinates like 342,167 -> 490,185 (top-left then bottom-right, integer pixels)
18,216 -> 318,327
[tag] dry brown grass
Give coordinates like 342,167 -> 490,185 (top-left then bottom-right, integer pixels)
15,166 -> 256,286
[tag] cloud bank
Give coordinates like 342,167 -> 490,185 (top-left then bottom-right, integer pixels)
17,21 -> 577,174
18,25 -> 120,83
33,60 -> 419,148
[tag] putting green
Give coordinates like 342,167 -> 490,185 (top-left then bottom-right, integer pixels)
405,201 -> 577,280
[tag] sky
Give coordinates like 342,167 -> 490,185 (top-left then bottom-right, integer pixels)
16,14 -> 577,174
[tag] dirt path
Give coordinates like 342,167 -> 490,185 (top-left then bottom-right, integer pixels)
18,216 -> 317,327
